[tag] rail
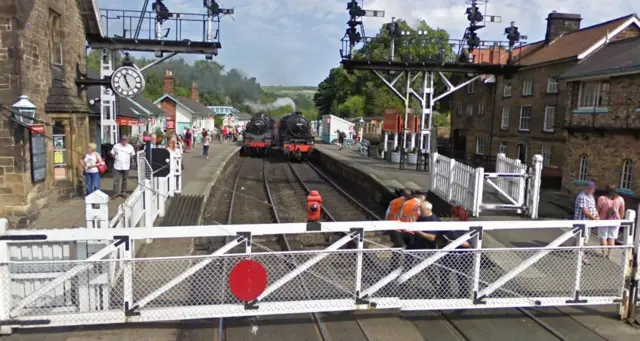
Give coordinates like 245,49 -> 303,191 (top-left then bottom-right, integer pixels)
265,160 -> 331,341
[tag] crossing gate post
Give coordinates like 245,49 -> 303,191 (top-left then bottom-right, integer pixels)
472,167 -> 484,217
528,155 -> 543,219
447,157 -> 455,201
429,152 -> 438,193
619,210 -> 637,320
0,218 -> 11,335
85,190 -> 110,229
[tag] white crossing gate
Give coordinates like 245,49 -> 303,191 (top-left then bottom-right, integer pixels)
430,152 -> 542,218
1,215 -> 638,334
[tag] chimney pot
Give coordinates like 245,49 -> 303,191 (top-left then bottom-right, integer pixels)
163,70 -> 174,95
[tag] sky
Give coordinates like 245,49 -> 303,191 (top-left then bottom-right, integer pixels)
101,0 -> 640,86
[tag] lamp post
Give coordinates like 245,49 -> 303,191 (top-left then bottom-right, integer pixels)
358,117 -> 364,142
11,95 -> 37,126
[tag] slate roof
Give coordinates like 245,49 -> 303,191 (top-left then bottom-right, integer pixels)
516,14 -> 636,66
236,112 -> 252,120
176,96 -> 215,116
86,68 -> 165,119
561,37 -> 640,79
45,66 -> 89,113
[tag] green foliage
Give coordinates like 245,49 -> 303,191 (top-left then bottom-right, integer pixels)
432,113 -> 450,128
314,19 -> 453,120
86,50 -> 319,120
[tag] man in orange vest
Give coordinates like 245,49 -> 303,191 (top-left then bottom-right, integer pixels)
387,188 -> 411,247
399,190 -> 427,249
306,190 -> 323,222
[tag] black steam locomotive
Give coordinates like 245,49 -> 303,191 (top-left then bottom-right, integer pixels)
242,113 -> 275,156
276,112 -> 314,160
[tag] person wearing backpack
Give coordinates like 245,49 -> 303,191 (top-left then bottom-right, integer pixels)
596,184 -> 626,258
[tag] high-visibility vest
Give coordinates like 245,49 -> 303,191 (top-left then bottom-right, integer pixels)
400,198 -> 421,223
385,197 -> 406,220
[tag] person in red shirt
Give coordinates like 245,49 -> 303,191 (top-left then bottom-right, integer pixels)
184,128 -> 192,152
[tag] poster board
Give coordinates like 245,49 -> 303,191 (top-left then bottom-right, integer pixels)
29,130 -> 46,183
383,108 -> 401,132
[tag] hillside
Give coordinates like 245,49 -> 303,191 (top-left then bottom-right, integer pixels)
262,85 -> 317,98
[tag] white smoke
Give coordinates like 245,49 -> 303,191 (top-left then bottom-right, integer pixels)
244,97 -> 296,113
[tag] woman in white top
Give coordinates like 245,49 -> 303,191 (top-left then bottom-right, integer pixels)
80,143 -> 104,195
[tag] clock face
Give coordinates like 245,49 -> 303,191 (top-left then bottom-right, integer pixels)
111,66 -> 145,98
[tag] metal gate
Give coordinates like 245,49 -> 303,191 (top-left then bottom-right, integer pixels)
1,215 -> 637,333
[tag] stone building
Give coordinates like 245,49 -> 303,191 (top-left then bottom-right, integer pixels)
450,12 -> 640,177
561,37 -> 640,195
0,0 -> 102,225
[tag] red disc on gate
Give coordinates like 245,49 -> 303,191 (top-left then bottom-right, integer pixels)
228,259 -> 268,301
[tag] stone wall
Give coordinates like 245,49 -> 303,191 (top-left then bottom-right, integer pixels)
562,73 -> 640,194
0,0 -> 90,225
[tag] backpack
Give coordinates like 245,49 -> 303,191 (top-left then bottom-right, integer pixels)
340,132 -> 346,139
605,198 -> 620,220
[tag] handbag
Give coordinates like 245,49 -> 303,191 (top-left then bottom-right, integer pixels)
97,162 -> 108,175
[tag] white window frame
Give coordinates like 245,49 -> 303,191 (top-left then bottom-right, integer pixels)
477,103 -> 484,116
620,159 -> 634,190
546,77 -> 558,93
466,104 -> 473,116
503,81 -> 512,97
543,106 -> 555,132
476,137 -> 485,155
467,81 -> 475,93
519,106 -> 532,132
500,106 -> 509,130
578,81 -> 610,109
498,141 -> 508,155
578,155 -> 589,181
541,145 -> 551,166
522,80 -> 533,96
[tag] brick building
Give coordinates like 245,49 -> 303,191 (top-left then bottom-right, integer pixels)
0,0 -> 102,225
561,37 -> 640,195
451,12 -> 640,176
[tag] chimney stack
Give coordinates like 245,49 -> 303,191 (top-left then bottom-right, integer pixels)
163,70 -> 174,95
191,81 -> 199,102
545,11 -> 582,44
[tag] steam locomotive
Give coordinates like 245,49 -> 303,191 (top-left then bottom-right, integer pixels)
241,113 -> 275,156
277,112 -> 314,160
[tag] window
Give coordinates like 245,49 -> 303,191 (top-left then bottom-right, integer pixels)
620,159 -> 634,190
578,81 -> 610,108
476,137 -> 485,155
467,81 -> 475,93
503,81 -> 512,97
456,105 -> 463,117
547,77 -> 559,93
499,141 -> 508,155
541,145 -> 552,166
522,80 -> 533,96
543,106 -> 555,132
477,104 -> 484,116
466,104 -> 473,116
49,10 -> 63,65
578,155 -> 589,181
500,106 -> 509,129
519,106 -> 532,131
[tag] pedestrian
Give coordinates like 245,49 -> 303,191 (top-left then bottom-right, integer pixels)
202,130 -> 211,159
110,136 -> 135,198
176,135 -> 185,153
574,181 -> 599,264
436,205 -> 472,299
386,188 -> 412,247
81,142 -> 104,196
596,184 -> 626,258
399,190 -> 427,249
184,128 -> 192,152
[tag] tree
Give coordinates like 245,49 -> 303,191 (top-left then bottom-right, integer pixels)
314,19 -> 453,119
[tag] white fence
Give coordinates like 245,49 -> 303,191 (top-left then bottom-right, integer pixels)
430,153 -> 543,218
0,151 -> 182,334
0,215 -> 638,332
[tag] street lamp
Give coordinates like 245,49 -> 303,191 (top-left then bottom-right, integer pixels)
358,117 -> 364,142
12,95 -> 37,125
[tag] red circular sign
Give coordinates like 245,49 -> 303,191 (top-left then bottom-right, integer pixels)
228,259 -> 268,301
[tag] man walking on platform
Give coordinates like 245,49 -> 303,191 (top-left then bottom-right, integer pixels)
110,136 -> 135,198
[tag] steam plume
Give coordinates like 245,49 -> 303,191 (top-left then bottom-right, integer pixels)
244,97 -> 296,113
